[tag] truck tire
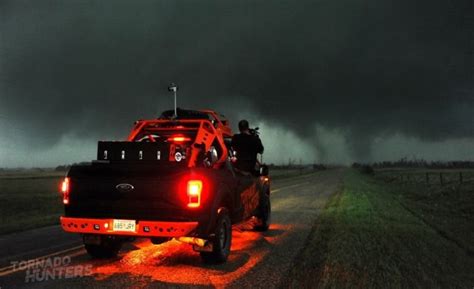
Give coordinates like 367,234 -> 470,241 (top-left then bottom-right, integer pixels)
84,236 -> 122,258
254,191 -> 271,231
200,210 -> 232,263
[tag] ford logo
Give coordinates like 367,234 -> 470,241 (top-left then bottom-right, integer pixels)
116,183 -> 134,192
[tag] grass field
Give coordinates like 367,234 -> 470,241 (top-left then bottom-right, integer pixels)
0,169 -> 66,235
288,169 -> 474,289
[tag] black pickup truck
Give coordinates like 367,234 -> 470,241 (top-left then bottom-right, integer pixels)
60,109 -> 270,263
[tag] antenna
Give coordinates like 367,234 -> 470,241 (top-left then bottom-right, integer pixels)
168,83 -> 178,118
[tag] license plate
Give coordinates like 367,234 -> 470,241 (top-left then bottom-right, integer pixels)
112,219 -> 136,232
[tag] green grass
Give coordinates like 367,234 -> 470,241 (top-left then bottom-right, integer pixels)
288,169 -> 474,289
375,169 -> 474,254
0,171 -> 65,234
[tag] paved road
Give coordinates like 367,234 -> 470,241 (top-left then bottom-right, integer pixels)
0,170 -> 343,289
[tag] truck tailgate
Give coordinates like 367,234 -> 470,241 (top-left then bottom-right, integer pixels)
65,162 -> 194,221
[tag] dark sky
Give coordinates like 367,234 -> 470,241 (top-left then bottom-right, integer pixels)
0,0 -> 473,166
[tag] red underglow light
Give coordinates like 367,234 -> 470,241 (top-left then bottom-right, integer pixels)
187,180 -> 202,208
61,177 -> 70,205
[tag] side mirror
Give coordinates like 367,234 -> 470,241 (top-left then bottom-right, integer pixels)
204,146 -> 219,167
259,165 -> 269,176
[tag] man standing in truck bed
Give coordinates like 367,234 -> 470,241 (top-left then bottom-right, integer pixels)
231,120 -> 264,175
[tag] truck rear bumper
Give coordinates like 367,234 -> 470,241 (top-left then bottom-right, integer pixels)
60,216 -> 198,238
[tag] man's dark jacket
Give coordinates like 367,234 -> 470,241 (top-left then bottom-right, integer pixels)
231,133 -> 264,172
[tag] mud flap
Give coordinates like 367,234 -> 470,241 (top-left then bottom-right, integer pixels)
83,234 -> 101,245
192,233 -> 214,252
192,243 -> 213,252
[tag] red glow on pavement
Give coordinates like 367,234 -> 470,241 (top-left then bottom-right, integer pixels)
92,223 -> 290,288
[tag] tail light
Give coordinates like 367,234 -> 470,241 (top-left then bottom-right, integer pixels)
61,177 -> 70,205
187,180 -> 202,208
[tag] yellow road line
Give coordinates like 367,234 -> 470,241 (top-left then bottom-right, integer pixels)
272,182 -> 310,194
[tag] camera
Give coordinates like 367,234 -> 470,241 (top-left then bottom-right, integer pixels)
249,127 -> 260,137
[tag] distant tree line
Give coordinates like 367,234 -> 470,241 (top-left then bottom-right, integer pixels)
55,165 -> 70,171
267,163 -> 327,170
353,158 -> 474,170
351,163 -> 374,174
55,162 -> 91,171
372,158 -> 474,169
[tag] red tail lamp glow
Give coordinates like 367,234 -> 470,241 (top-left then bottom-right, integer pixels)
187,180 -> 202,208
61,177 -> 70,205
168,136 -> 191,143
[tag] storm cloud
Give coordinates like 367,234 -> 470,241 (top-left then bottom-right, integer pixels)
0,0 -> 473,166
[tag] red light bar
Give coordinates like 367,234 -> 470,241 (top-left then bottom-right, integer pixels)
187,180 -> 202,208
61,177 -> 70,205
167,136 -> 192,143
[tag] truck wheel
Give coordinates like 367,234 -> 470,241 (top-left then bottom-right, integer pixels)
254,191 -> 271,231
200,211 -> 232,263
84,236 -> 122,258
